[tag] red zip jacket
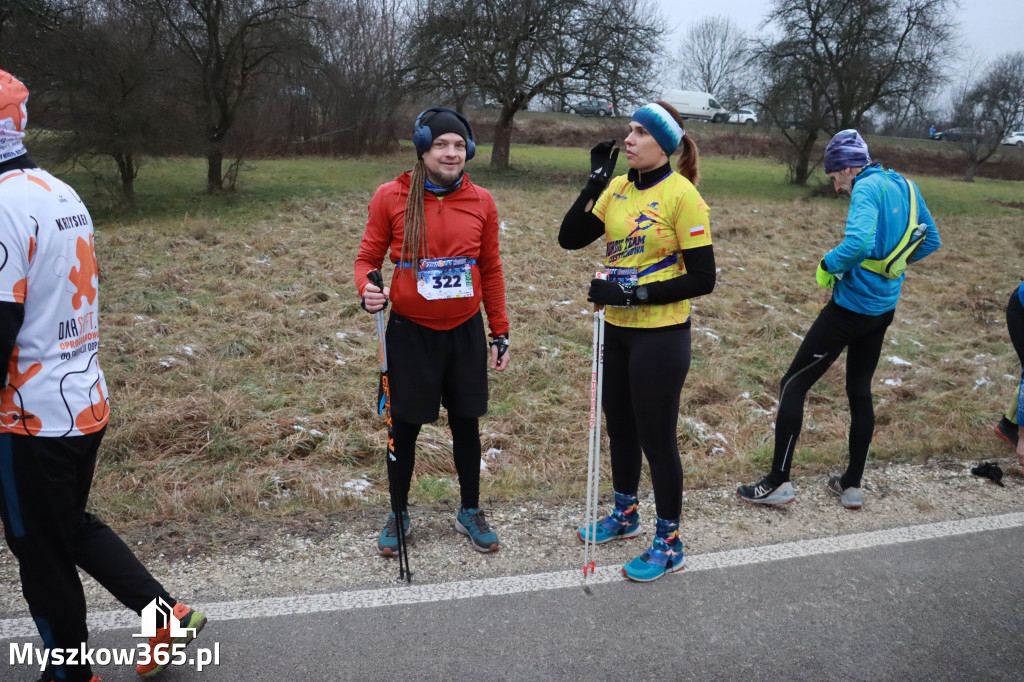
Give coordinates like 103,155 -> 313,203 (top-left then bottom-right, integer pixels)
354,171 -> 509,337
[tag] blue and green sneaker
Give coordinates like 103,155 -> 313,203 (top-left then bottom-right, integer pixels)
577,491 -> 640,544
622,517 -> 685,582
455,506 -> 499,553
377,511 -> 410,557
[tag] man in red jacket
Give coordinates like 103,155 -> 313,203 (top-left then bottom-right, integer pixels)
354,108 -> 510,556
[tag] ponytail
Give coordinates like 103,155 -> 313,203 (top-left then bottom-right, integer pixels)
676,134 -> 700,186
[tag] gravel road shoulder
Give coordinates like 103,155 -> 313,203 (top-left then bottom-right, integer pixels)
1,458 -> 1022,618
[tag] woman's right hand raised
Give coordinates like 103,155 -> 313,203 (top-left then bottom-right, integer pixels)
584,139 -> 619,199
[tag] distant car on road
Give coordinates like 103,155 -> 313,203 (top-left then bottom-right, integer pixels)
728,108 -> 758,125
659,89 -> 728,122
1001,131 -> 1024,147
564,99 -> 614,117
932,127 -> 984,142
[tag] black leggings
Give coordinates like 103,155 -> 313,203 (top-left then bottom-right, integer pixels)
1006,288 -> 1024,424
0,429 -> 173,682
602,323 -> 691,519
770,299 -> 894,488
390,415 -> 482,512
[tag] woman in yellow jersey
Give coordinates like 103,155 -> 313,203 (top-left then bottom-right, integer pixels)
558,101 -> 716,582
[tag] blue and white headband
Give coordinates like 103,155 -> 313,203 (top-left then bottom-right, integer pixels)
631,103 -> 684,156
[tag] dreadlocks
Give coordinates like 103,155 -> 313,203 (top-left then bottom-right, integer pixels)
400,159 -> 430,272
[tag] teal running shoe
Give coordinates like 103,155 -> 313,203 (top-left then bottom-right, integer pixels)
622,518 -> 685,582
577,509 -> 641,544
377,511 -> 410,557
455,506 -> 499,553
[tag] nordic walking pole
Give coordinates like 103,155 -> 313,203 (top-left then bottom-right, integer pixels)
583,303 -> 606,578
367,269 -> 411,583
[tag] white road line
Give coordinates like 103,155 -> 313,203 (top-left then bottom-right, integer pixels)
2,511 -> 1022,639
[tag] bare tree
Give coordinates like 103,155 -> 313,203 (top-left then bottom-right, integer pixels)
301,0 -> 410,154
136,0 -> 315,192
1,1 -> 184,206
581,0 -> 666,116
754,0 -> 957,185
947,50 -> 1024,182
409,0 -> 667,168
674,15 -> 752,111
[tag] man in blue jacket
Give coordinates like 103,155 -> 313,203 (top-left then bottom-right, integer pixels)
738,129 -> 941,509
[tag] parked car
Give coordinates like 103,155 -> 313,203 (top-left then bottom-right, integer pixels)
1001,131 -> 1024,147
932,127 -> 984,142
564,99 -> 614,116
728,108 -> 758,125
658,89 -> 728,122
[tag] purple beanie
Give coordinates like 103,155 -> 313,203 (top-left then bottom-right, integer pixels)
823,129 -> 871,173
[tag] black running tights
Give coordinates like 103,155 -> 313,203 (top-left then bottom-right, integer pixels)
601,323 -> 691,520
770,299 -> 894,489
0,429 -> 174,682
1006,288 -> 1024,424
390,415 -> 482,512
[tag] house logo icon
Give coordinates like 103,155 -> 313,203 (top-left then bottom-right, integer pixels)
133,597 -> 196,639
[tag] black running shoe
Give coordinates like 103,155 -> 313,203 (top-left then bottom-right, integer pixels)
737,477 -> 795,505
995,416 -> 1019,449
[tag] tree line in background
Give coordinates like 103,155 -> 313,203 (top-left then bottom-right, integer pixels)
0,0 -> 666,203
1,0 -> 1022,207
678,0 -> 1024,184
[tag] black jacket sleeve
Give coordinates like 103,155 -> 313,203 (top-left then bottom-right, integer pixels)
642,245 -> 716,305
0,301 -> 26,387
558,190 -> 605,250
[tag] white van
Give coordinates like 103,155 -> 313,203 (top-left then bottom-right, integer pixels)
658,89 -> 728,123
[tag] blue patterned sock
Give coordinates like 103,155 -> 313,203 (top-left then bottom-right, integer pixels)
611,491 -> 639,524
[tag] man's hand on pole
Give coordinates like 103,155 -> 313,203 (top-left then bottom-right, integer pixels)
489,335 -> 510,371
361,280 -> 390,313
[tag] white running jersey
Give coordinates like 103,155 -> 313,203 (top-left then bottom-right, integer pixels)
0,166 -> 109,436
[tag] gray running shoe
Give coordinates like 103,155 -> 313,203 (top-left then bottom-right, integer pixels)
827,476 -> 863,509
736,477 -> 795,505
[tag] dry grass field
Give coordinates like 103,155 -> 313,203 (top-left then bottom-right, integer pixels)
43,138 -> 1023,523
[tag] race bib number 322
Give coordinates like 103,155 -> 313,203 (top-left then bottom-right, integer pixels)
416,257 -> 475,300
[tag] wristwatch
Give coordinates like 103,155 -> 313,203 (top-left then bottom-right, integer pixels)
634,285 -> 649,304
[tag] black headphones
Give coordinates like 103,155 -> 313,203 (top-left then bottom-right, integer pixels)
412,107 -> 476,160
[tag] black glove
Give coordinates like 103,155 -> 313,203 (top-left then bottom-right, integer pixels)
489,334 -> 509,360
587,278 -> 636,307
971,462 -> 1004,487
583,140 -> 619,200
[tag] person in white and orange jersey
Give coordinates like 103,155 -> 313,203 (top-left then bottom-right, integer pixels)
0,68 -> 205,682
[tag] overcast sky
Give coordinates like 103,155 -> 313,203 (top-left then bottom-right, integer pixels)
660,0 -> 1023,85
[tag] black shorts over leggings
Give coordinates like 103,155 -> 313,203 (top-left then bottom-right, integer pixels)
386,310 -> 489,424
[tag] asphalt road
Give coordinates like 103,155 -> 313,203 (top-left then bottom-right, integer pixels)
4,525 -> 1022,681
